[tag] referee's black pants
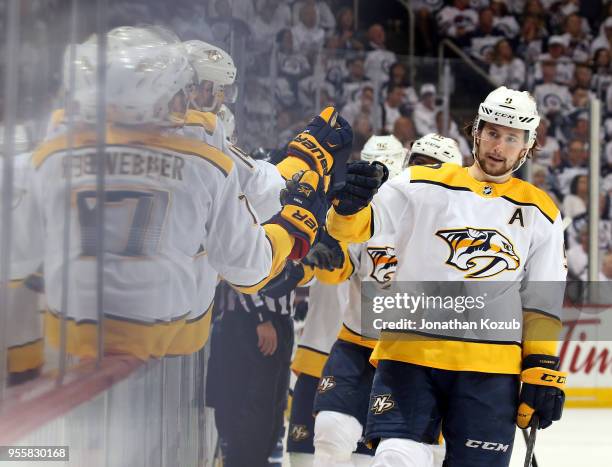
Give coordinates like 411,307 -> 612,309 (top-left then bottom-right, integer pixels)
208,307 -> 294,467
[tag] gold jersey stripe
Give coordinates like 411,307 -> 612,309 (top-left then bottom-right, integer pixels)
291,345 -> 329,378
337,324 -> 377,349
410,165 -> 559,223
185,109 -> 217,135
32,126 -> 233,175
44,305 -> 212,360
7,338 -> 44,373
371,333 -> 522,374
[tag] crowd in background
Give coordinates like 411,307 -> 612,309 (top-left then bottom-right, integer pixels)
2,0 -> 612,279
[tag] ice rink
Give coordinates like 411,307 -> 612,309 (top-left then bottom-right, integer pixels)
510,408 -> 612,467
282,409 -> 612,466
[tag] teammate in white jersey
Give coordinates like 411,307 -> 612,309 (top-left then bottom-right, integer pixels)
312,134 -> 462,467
27,33 -> 338,360
327,87 -> 568,466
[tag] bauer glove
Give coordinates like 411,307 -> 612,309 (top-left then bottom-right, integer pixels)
281,107 -> 353,181
268,170 -> 328,260
332,160 -> 389,215
517,354 -> 567,430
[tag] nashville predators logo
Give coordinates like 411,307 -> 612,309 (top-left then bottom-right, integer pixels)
317,376 -> 336,394
436,228 -> 520,279
370,394 -> 395,415
289,424 -> 310,442
297,185 -> 313,197
367,246 -> 397,285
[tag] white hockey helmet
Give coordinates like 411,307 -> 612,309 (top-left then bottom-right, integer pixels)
409,133 -> 463,166
70,36 -> 195,126
184,40 -> 237,112
472,86 -> 540,175
217,104 -> 236,145
361,135 -> 408,179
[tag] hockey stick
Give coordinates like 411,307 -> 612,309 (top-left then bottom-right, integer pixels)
522,414 -> 539,467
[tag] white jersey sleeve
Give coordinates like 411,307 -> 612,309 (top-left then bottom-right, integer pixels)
370,168 -> 413,240
223,144 -> 285,221
520,212 -> 567,319
0,152 -> 44,279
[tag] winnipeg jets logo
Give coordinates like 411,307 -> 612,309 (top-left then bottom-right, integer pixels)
436,227 -> 520,279
317,376 -> 336,394
370,394 -> 395,415
290,424 -> 310,442
367,246 -> 397,285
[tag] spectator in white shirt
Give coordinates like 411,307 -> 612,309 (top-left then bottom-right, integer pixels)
437,0 -> 479,40
590,16 -> 612,55
535,35 -> 575,85
291,2 -> 325,56
469,8 -> 505,62
380,84 -> 406,134
490,0 -> 519,39
534,117 -> 561,168
557,139 -> 588,196
363,24 -> 396,82
534,60 -> 572,117
342,85 -> 375,132
413,83 -> 439,136
563,174 -> 588,218
489,38 -> 525,89
561,13 -> 592,63
291,0 -> 336,37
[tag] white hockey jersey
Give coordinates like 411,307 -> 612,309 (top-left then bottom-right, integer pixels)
328,163 -> 567,374
29,125 -> 293,359
292,281 -> 346,378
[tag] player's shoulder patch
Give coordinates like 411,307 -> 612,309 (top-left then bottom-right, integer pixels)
185,109 -> 217,135
502,179 -> 559,224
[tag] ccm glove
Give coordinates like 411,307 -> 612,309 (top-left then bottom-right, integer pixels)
302,228 -> 345,271
517,354 -> 567,430
268,170 -> 327,260
333,161 -> 389,215
286,107 -> 353,178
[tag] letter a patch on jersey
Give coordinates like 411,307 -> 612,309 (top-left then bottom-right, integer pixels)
436,228 -> 520,278
370,394 -> 395,415
508,208 -> 524,227
367,246 -> 398,285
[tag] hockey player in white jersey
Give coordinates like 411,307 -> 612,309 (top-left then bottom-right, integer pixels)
26,34 -> 345,360
0,132 -> 44,383
312,134 -> 462,467
327,87 -> 568,466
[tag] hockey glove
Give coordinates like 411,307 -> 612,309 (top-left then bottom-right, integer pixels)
302,228 -> 345,271
333,161 -> 389,215
268,170 -> 328,260
260,261 -> 308,299
285,107 -> 353,179
516,354 -> 567,430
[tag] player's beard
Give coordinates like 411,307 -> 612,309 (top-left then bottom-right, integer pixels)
476,150 -> 523,178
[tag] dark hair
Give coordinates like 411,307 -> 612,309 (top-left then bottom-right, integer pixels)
387,62 -> 410,87
464,117 -> 540,158
570,174 -> 586,195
